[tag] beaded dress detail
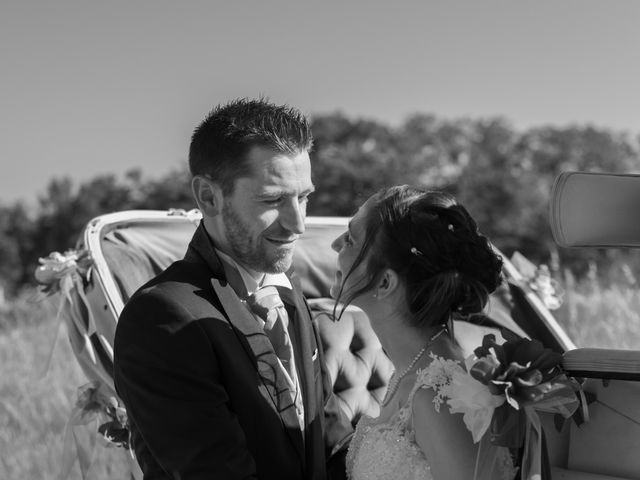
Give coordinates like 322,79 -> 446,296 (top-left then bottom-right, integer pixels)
346,354 -> 516,480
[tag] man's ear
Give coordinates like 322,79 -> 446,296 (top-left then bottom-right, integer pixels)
375,269 -> 400,300
192,176 -> 223,216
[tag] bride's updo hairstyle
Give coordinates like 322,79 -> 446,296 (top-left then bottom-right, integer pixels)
341,185 -> 503,330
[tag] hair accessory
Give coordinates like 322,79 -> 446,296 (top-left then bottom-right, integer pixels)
448,224 -> 454,231
410,247 -> 423,256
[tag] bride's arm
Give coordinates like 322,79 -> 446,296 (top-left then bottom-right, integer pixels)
412,387 -> 478,480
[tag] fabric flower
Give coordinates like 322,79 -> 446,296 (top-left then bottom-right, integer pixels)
446,359 -> 505,442
470,332 -> 564,411
432,332 -> 583,480
71,382 -> 130,448
35,249 -> 92,295
528,265 -> 564,310
510,252 -> 564,310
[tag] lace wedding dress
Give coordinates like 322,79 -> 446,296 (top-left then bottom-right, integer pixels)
345,354 -> 516,480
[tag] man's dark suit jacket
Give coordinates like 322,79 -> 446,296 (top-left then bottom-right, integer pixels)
114,224 -> 343,479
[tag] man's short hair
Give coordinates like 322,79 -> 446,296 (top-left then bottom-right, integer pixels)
189,98 -> 313,195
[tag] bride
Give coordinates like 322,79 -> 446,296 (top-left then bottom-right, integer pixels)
330,185 -> 515,480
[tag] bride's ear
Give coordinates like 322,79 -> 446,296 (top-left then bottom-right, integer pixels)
375,269 -> 400,300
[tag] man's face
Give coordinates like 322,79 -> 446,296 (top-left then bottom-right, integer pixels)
215,145 -> 314,274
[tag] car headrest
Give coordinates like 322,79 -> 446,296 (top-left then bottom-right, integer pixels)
551,171 -> 640,248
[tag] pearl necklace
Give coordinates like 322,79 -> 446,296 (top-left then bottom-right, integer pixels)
381,327 -> 447,407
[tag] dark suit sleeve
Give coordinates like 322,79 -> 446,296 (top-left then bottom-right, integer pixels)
114,290 -> 257,480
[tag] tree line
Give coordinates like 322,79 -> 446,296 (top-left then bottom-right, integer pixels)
2,112 -> 639,297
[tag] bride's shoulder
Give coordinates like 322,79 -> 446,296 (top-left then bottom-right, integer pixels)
411,359 -> 481,479
417,353 -> 466,386
414,352 -> 467,411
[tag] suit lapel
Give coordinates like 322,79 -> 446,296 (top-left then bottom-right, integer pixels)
186,225 -> 304,457
212,278 -> 305,460
283,276 -> 319,424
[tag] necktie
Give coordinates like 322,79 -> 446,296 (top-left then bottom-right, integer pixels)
247,285 -> 305,429
247,286 -> 293,376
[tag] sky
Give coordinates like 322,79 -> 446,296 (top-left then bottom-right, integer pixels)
1,0 -> 639,205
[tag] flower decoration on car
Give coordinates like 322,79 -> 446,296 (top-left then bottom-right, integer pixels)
471,331 -> 565,409
510,252 -> 564,310
35,249 -> 93,297
70,381 -> 130,449
526,265 -> 564,311
35,248 -> 99,366
60,382 -> 132,479
439,331 -> 584,480
437,355 -> 506,443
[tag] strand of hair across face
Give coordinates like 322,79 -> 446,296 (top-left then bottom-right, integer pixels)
381,326 -> 447,407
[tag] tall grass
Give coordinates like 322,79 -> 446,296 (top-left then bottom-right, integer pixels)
2,269 -> 640,480
0,291 -> 133,480
553,262 -> 640,350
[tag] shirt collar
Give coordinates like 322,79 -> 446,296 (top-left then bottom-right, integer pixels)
215,248 -> 292,297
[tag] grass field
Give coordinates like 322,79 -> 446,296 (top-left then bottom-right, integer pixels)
0,292 -> 133,480
2,273 -> 640,480
553,266 -> 640,350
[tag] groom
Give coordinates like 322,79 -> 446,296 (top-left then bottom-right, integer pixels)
114,98 -> 350,479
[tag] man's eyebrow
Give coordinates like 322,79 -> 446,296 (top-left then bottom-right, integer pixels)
255,190 -> 283,198
256,185 -> 316,198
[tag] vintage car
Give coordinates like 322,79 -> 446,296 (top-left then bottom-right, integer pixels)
41,182 -> 640,479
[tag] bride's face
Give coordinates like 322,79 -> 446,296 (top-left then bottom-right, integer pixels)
330,198 -> 374,303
